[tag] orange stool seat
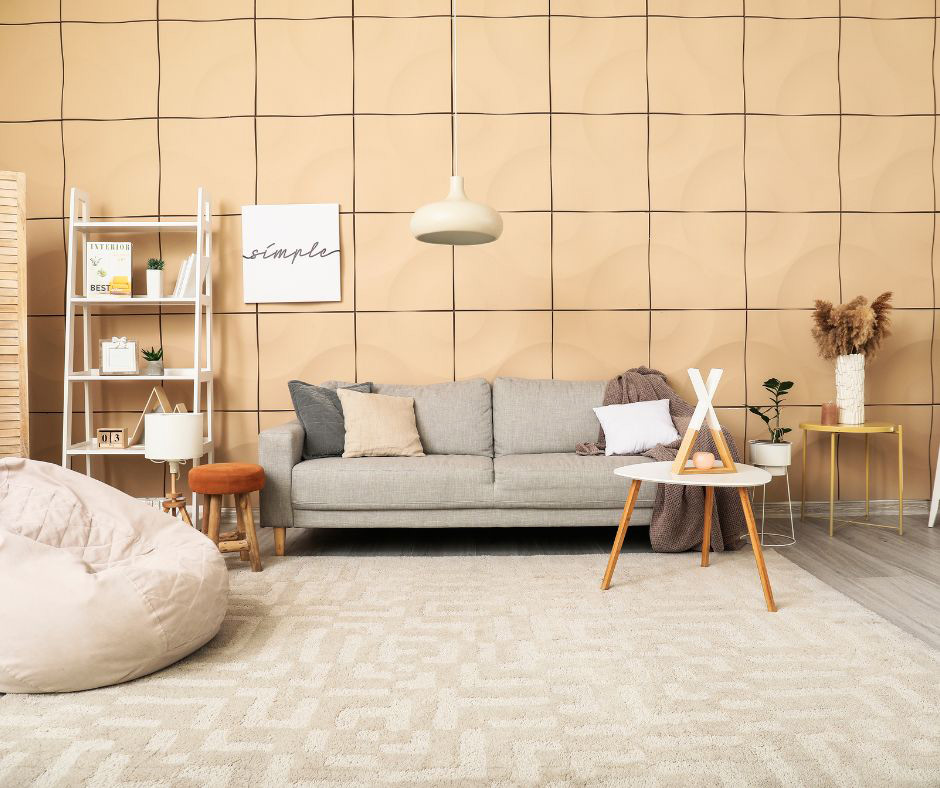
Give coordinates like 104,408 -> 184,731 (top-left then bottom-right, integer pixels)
189,463 -> 265,495
188,463 -> 266,572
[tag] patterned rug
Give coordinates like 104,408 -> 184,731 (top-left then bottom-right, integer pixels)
1,552 -> 938,786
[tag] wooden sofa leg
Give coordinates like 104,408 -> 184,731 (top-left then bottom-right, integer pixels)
274,527 -> 286,557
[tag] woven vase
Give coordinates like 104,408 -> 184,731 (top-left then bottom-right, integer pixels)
835,353 -> 864,425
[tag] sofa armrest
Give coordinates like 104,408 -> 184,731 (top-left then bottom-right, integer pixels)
259,419 -> 304,529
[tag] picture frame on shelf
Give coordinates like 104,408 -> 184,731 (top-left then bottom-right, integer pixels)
99,337 -> 138,375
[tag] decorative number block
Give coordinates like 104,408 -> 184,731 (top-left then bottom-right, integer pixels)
96,427 -> 126,449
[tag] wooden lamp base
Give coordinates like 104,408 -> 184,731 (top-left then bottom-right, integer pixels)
160,462 -> 193,528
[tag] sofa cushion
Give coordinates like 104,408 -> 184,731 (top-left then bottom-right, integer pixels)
337,389 -> 425,458
288,380 -> 372,459
373,379 -> 492,456
493,453 -> 657,508
493,377 -> 605,455
291,455 -> 494,510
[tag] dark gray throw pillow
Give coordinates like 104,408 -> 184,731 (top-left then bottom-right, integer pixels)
288,380 -> 373,459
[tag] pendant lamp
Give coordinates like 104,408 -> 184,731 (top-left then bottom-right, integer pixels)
410,0 -> 502,245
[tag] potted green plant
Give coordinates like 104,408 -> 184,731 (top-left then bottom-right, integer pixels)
141,346 -> 164,376
146,258 -> 164,298
748,378 -> 793,476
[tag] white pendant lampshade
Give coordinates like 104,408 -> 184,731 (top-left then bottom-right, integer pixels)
412,0 -> 501,246
410,176 -> 503,245
144,413 -> 204,462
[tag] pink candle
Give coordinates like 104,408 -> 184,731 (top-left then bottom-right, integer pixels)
821,402 -> 838,426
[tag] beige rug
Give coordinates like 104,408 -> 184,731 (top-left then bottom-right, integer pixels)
1,551 -> 938,786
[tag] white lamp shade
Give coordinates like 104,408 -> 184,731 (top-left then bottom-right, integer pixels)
411,176 -> 503,245
144,413 -> 204,461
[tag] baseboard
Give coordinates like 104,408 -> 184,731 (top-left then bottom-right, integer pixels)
760,498 -> 925,517
138,498 -> 925,527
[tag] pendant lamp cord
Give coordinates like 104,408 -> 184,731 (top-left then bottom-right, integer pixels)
451,0 -> 458,177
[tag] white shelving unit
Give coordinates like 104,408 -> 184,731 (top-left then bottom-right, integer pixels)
61,187 -> 215,510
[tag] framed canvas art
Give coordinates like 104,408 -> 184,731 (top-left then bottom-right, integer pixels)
241,203 -> 341,303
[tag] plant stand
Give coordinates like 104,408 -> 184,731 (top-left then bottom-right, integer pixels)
752,470 -> 796,548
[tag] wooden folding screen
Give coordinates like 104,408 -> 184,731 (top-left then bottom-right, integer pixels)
0,171 -> 28,458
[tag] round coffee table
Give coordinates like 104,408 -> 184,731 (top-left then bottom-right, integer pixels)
601,461 -> 777,612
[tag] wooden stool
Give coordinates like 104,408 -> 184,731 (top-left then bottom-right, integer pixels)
188,463 -> 265,572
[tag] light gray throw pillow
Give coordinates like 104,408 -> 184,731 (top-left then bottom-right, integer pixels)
288,380 -> 372,459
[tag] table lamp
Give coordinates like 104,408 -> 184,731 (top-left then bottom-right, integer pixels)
145,412 -> 203,527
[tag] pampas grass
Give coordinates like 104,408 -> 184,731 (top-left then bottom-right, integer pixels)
811,292 -> 892,360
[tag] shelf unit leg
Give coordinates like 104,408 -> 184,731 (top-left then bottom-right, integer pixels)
61,190 -> 81,469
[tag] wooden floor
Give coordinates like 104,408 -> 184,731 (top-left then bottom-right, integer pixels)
258,514 -> 940,651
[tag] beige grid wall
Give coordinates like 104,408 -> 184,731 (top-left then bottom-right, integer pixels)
1,0 -> 938,503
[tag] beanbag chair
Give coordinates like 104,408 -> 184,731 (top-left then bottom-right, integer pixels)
0,457 -> 228,693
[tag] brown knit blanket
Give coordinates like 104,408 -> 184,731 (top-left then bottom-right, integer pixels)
577,367 -> 747,553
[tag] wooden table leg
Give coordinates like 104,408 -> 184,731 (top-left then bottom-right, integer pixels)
601,479 -> 641,591
829,433 -> 836,537
701,486 -> 714,567
738,488 -> 777,612
864,434 -> 870,519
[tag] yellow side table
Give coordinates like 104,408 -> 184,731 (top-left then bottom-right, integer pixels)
799,422 -> 903,537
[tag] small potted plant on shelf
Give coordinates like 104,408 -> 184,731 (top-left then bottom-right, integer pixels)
141,346 -> 164,376
146,258 -> 164,298
748,378 -> 793,476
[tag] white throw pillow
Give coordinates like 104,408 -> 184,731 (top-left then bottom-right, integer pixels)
593,399 -> 680,456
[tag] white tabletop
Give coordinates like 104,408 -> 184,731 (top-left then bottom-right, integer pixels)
614,460 -> 772,488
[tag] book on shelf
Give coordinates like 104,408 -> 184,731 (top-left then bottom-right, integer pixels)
172,253 -> 207,297
85,241 -> 132,298
172,253 -> 193,297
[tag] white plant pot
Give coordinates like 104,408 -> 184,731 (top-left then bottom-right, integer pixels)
835,353 -> 864,425
748,440 -> 792,477
146,269 -> 163,298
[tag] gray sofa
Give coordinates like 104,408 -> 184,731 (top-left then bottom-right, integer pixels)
258,377 -> 656,554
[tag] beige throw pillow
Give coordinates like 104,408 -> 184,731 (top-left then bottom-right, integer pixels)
337,388 -> 425,458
